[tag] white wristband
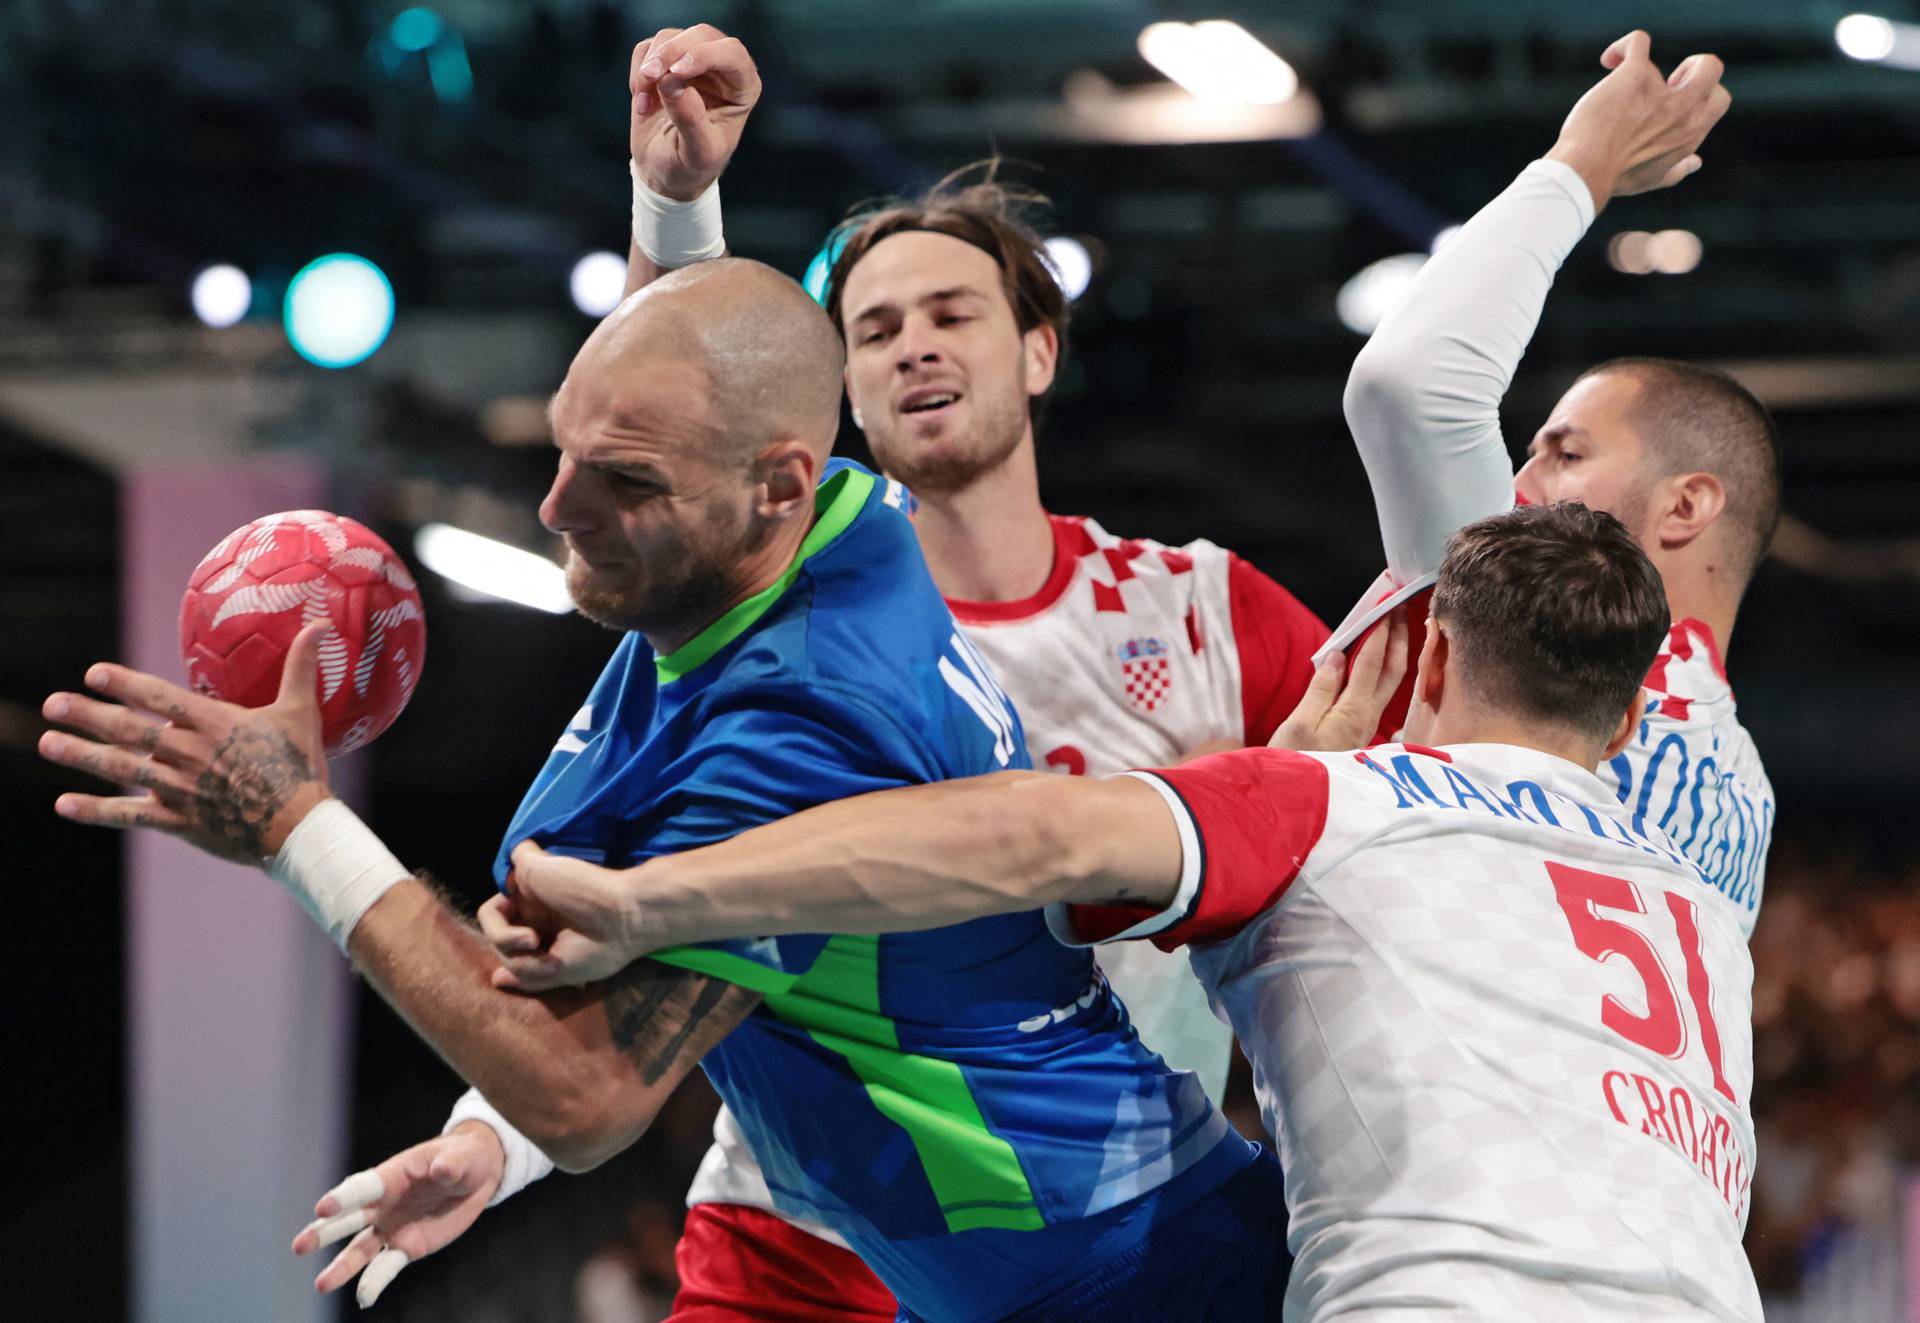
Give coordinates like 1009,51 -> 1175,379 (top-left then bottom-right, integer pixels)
444,1088 -> 556,1207
630,160 -> 725,268
265,799 -> 408,952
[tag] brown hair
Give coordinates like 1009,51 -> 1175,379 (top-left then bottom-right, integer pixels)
822,160 -> 1070,419
1576,357 -> 1783,592
1432,502 -> 1670,742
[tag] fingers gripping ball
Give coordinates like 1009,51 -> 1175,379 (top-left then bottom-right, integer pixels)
179,511 -> 427,755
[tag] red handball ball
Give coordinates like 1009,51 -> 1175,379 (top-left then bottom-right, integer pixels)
179,510 -> 427,756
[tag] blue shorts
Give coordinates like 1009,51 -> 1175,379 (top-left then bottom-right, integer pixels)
898,1145 -> 1290,1323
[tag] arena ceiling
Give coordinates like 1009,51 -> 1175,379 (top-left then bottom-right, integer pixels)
1,0 -> 1917,810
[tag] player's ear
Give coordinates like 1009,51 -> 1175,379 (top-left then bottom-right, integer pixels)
844,366 -> 864,431
1601,688 -> 1647,761
1022,322 -> 1059,398
1414,619 -> 1448,714
754,440 -> 818,523
1654,471 -> 1725,551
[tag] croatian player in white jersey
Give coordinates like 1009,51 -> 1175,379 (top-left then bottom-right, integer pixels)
1333,30 -> 1774,934
501,501 -> 1762,1321
292,24 -> 1324,1314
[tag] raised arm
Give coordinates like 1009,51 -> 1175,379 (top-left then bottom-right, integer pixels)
37,627 -> 756,1173
1344,30 -> 1729,587
621,25 -> 761,298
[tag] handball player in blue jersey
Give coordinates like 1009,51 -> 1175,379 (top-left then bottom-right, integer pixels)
39,258 -> 1285,1319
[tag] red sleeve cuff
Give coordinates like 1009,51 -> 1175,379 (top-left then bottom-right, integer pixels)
1052,748 -> 1330,951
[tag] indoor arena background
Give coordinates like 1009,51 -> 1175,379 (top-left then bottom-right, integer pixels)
3,2 -> 1917,1319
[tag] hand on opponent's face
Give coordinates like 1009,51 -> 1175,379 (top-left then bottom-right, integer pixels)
38,622 -> 334,863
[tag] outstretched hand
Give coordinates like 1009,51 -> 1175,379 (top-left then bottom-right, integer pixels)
38,622 -> 333,862
479,842 -> 652,992
292,1123 -> 506,1308
1270,608 -> 1410,753
1548,30 -> 1732,208
629,23 -> 762,200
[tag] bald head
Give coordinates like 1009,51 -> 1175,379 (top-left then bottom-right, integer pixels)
579,258 -> 844,467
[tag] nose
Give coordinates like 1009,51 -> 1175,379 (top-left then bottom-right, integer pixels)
540,457 -> 591,534
1512,455 -> 1545,506
894,315 -> 944,374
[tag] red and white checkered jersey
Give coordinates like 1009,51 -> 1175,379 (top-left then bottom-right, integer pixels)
1324,580 -> 1773,938
951,512 -> 1325,1096
687,511 -> 1326,1230
1051,742 -> 1762,1323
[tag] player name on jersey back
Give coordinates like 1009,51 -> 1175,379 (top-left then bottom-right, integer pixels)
1063,742 -> 1763,1322
1604,619 -> 1773,937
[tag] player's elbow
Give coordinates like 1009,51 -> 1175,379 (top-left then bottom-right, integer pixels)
512,1064 -> 658,1174
1343,336 -> 1426,455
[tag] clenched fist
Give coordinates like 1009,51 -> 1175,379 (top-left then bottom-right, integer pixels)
629,24 -> 762,201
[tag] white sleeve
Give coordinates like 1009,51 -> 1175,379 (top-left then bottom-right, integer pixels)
444,1087 -> 557,1207
1342,158 -> 1596,588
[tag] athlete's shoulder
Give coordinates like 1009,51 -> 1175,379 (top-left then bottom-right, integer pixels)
1053,512 -> 1232,583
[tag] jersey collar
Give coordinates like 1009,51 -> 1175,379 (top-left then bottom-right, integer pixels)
944,513 -> 1085,625
654,466 -> 874,684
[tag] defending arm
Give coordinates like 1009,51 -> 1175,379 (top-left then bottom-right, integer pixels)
1342,159 -> 1595,587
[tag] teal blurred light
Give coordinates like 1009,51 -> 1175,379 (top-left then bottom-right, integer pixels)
283,254 -> 395,369
802,230 -> 850,307
389,8 -> 444,53
427,37 -> 474,102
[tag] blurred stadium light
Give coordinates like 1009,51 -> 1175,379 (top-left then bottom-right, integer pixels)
1336,253 -> 1427,335
189,264 -> 251,328
1609,230 -> 1704,276
1043,236 -> 1093,301
1835,13 -> 1920,67
388,7 -> 444,53
568,251 -> 627,317
414,523 -> 572,614
284,254 -> 395,368
1137,21 -> 1299,105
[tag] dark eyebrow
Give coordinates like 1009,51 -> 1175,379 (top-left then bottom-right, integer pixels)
923,285 -> 989,305
850,285 -> 991,327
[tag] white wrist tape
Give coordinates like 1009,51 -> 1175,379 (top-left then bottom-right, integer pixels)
444,1088 -> 557,1206
265,799 -> 408,952
630,160 -> 725,268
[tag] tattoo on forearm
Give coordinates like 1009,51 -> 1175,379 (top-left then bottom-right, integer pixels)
195,724 -> 316,857
603,961 -> 753,1085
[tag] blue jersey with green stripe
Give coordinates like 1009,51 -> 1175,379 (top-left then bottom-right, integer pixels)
495,461 -> 1248,1319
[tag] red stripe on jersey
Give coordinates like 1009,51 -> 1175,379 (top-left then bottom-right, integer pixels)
1672,617 -> 1730,685
1185,606 -> 1204,655
1146,748 -> 1330,950
1159,548 -> 1194,575
1055,515 -> 1100,560
1068,749 -> 1331,951
1091,580 -> 1127,613
1226,553 -> 1329,745
1101,547 -> 1138,583
1658,696 -> 1692,721
1396,743 -> 1453,762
